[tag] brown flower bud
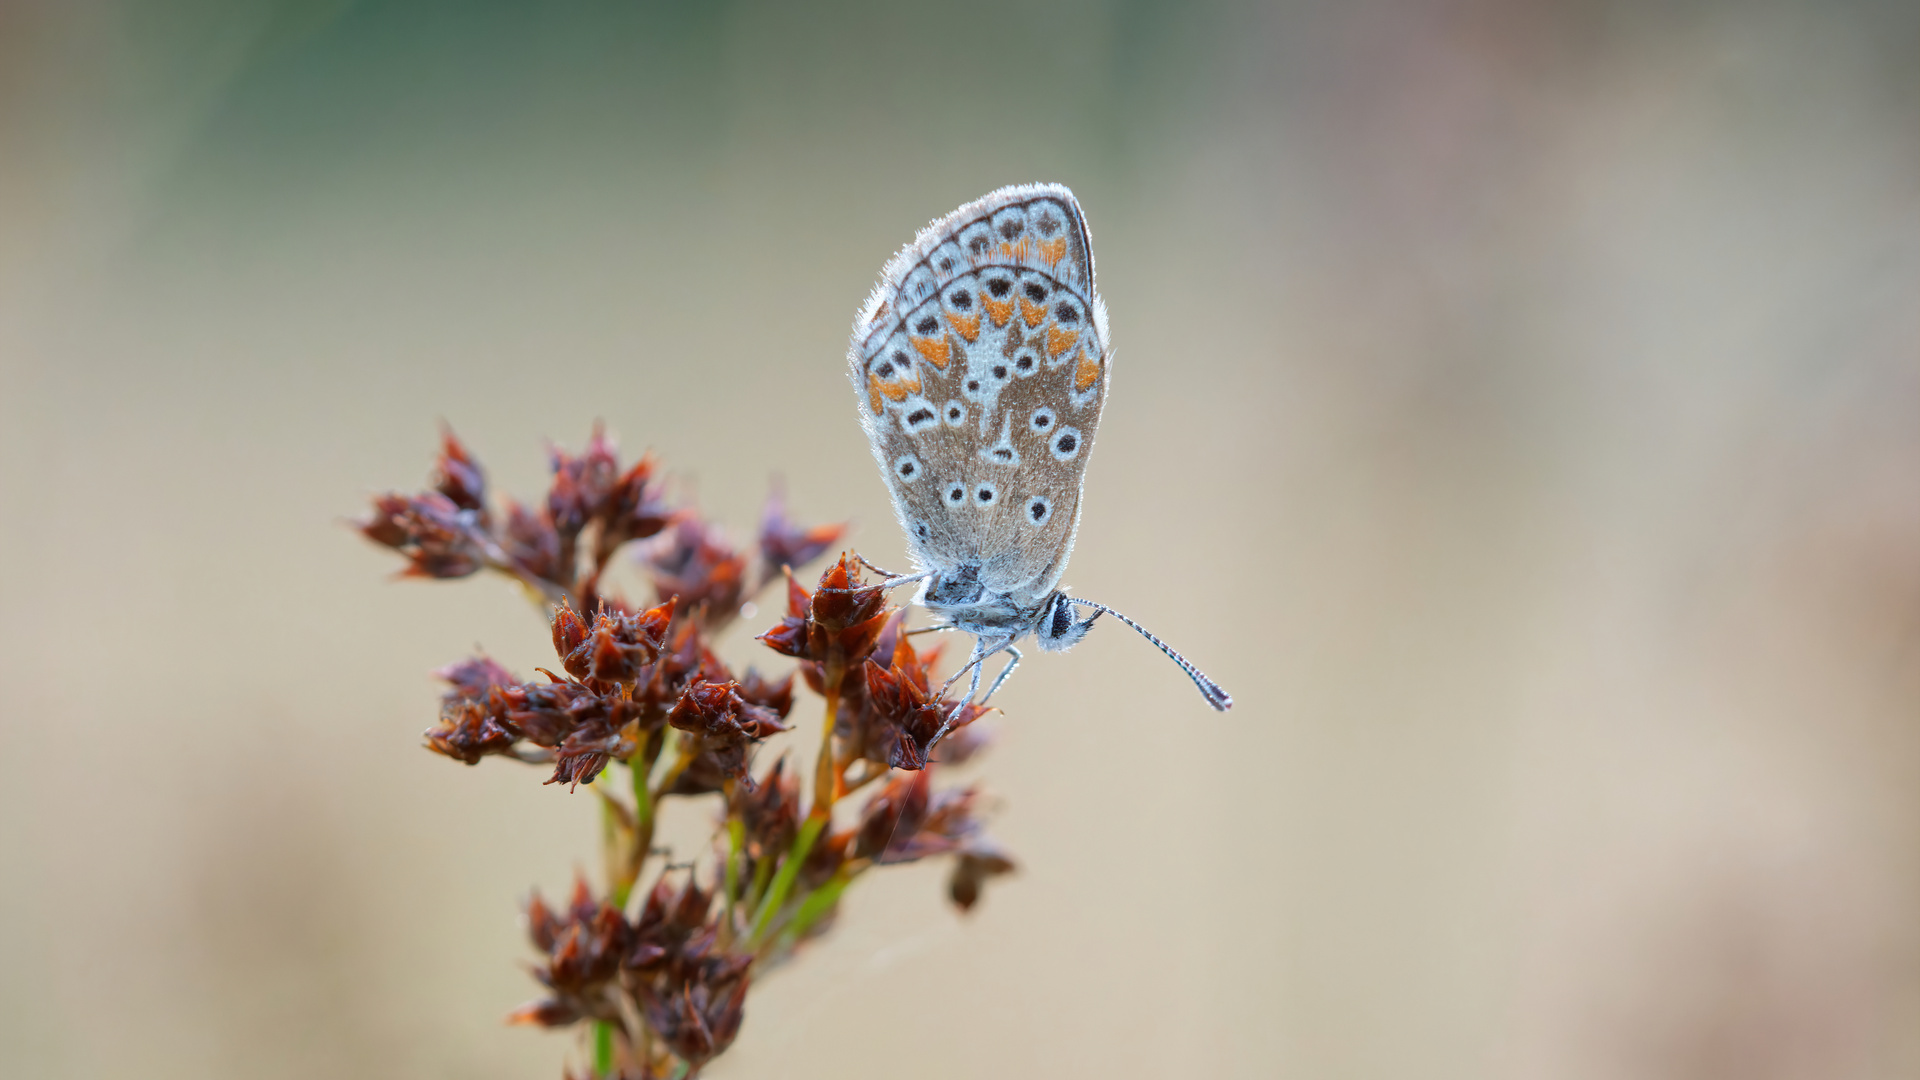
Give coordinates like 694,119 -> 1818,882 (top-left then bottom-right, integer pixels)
510,877 -> 632,1028
601,453 -> 673,554
948,843 -> 1017,912
755,557 -> 890,675
665,680 -> 791,791
546,425 -> 620,540
432,425 -> 488,515
642,518 -> 749,623
757,483 -> 845,572
359,491 -> 488,578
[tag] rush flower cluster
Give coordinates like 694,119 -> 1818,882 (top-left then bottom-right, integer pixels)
362,428 -> 1014,1079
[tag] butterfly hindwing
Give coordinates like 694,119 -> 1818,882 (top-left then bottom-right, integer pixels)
850,184 -> 1110,599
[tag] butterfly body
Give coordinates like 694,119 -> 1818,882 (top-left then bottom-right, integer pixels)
848,184 -> 1230,711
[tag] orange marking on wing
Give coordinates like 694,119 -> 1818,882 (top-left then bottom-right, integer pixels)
947,311 -> 981,343
910,336 -> 950,370
1040,237 -> 1066,266
868,383 -> 884,414
1019,298 -> 1047,328
1074,349 -> 1100,392
982,295 -> 1013,327
1046,325 -> 1079,358
997,238 -> 1031,262
878,377 -> 911,403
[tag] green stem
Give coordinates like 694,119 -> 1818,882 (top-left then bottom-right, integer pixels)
600,797 -> 625,907
724,809 -> 745,928
745,847 -> 775,914
633,750 -> 656,854
779,868 -> 852,950
749,680 -> 841,945
749,811 -> 825,945
593,1020 -> 614,1077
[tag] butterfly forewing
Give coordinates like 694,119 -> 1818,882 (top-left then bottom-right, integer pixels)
849,184 -> 1111,602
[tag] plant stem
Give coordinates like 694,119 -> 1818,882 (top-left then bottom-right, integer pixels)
633,748 -> 656,860
811,678 -> 842,814
778,867 -> 853,952
593,1020 -> 614,1077
749,811 -> 823,945
723,799 -> 744,934
744,847 -> 775,914
600,795 -> 626,907
749,678 -> 840,944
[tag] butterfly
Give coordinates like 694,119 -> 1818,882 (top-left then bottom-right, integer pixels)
847,183 -> 1232,721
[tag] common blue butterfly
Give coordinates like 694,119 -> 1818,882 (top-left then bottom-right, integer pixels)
848,183 -> 1232,722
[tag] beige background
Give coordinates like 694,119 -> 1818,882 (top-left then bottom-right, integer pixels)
3,2 -> 1919,1077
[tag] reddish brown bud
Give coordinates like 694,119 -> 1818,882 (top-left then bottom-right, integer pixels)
546,425 -> 620,539
643,518 -> 749,623
552,605 -> 590,669
735,668 -> 794,720
849,656 -> 986,772
949,844 -> 1018,912
807,553 -> 886,633
551,599 -> 675,685
432,425 -> 488,514
359,491 -> 488,578
436,655 -> 520,705
757,484 -> 845,572
602,453 -> 673,554
755,558 -> 890,673
734,755 -> 799,862
665,680 -> 790,790
424,698 -> 521,764
513,877 -> 632,1028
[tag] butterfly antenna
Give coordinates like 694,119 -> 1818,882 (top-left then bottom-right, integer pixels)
1063,597 -> 1233,711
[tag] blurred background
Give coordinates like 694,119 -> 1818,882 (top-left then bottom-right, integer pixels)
3,1 -> 1918,1077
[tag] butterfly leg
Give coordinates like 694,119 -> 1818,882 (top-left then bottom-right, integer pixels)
936,635 -> 989,702
930,636 -> 1016,750
977,646 -> 1022,706
851,551 -> 931,591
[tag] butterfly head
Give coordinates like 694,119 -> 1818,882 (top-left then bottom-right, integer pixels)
1033,591 -> 1098,653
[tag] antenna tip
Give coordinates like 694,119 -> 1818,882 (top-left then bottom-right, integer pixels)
1202,682 -> 1233,711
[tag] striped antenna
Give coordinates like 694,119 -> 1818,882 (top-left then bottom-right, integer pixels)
1065,597 -> 1233,711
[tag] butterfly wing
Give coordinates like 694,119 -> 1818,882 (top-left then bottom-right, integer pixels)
849,184 -> 1111,601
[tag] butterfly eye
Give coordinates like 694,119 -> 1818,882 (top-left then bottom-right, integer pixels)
893,453 -> 922,482
914,316 -> 939,335
946,484 -> 966,505
874,361 -> 895,377
1050,427 -> 1083,461
997,218 -> 1023,240
1055,303 -> 1079,324
903,407 -> 937,431
973,483 -> 998,506
1023,282 -> 1047,303
990,364 -> 1008,380
1034,212 -> 1062,237
948,290 -> 972,309
1014,355 -> 1035,375
1027,496 -> 1052,524
944,401 -> 967,425
968,236 -> 991,256
1029,407 -> 1056,431
987,278 -> 1012,298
